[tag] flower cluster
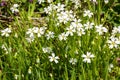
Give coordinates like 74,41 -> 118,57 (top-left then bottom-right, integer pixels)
26,26 -> 47,43
10,4 -> 19,13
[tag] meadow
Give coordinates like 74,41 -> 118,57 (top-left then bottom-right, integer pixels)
0,0 -> 120,80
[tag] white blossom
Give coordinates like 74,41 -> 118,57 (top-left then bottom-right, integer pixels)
38,0 -> 44,4
42,47 -> 52,53
56,3 -> 65,12
84,22 -> 94,30
10,4 -> 19,13
66,26 -> 75,36
108,64 -> 114,72
83,10 -> 93,18
45,31 -> 54,40
69,58 -> 77,65
82,52 -> 95,63
107,36 -> 120,49
1,28 -> 11,37
48,53 -> 59,63
95,25 -> 108,35
104,0 -> 109,4
58,32 -> 68,41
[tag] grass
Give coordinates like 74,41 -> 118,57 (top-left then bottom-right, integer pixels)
0,0 -> 120,80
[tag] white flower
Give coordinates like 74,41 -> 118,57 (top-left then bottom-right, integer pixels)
45,31 -> 54,40
34,26 -> 47,37
57,11 -> 69,24
112,26 -> 120,35
71,19 -> 82,28
44,4 -> 56,15
58,32 -> 68,41
1,44 -> 7,51
69,58 -> 77,65
10,4 -> 19,13
14,74 -> 18,80
66,26 -> 75,36
26,28 -> 34,37
47,0 -> 53,3
104,0 -> 109,4
82,52 -> 95,63
36,57 -> 40,63
90,0 -> 97,3
108,64 -> 114,72
26,35 -> 35,43
1,28 -> 11,37
70,0 -> 81,8
38,0 -> 44,4
42,47 -> 52,53
65,10 -> 75,21
28,66 -> 32,74
56,3 -> 65,12
77,28 -> 85,36
95,25 -> 108,35
1,44 -> 11,54
84,22 -> 94,30
48,53 -> 59,64
107,36 -> 120,49
83,10 -> 93,18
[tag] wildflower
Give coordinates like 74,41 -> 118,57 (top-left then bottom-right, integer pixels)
65,54 -> 67,58
1,44 -> 7,51
58,32 -> 68,41
32,26 -> 47,37
84,22 -> 94,30
82,52 -> 95,63
26,35 -> 35,43
38,0 -> 44,4
71,19 -> 82,28
74,50 -> 79,54
104,0 -> 109,4
107,36 -> 120,49
49,73 -> 53,77
90,0 -> 97,3
1,44 -> 11,54
66,26 -> 75,36
45,31 -> 54,40
14,33 -> 18,38
1,28 -> 11,37
76,28 -> 85,36
47,0 -> 53,3
57,11 -> 69,24
48,53 -> 59,64
10,4 -> 19,13
26,28 -> 34,37
36,57 -> 40,63
42,47 -> 52,53
44,4 -> 56,15
83,10 -> 93,18
65,10 -> 75,21
108,64 -> 114,72
28,66 -> 32,74
69,58 -> 77,65
14,74 -> 18,80
0,1 -> 7,6
70,0 -> 81,8
112,26 -> 120,35
56,3 -> 65,12
95,25 -> 108,35
36,27 -> 45,37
